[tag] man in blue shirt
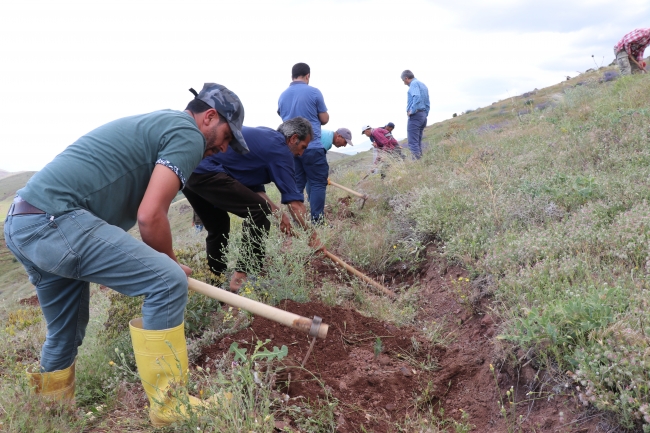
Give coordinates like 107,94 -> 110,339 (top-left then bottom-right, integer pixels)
401,70 -> 430,160
278,62 -> 330,223
184,117 -> 323,293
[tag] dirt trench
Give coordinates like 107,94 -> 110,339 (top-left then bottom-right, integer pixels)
197,244 -> 606,433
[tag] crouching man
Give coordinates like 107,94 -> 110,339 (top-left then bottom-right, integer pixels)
3,83 -> 248,426
184,117 -> 325,293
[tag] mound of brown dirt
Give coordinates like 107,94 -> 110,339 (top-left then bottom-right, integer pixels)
18,294 -> 39,306
199,300 -> 436,432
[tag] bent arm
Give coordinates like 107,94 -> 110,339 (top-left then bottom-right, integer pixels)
258,191 -> 292,234
287,200 -> 324,250
138,164 -> 182,263
257,191 -> 280,213
628,52 -> 647,71
407,84 -> 422,114
373,131 -> 391,148
287,200 -> 310,230
318,112 -> 329,125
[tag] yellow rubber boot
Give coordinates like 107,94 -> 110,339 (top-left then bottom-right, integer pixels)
129,318 -> 206,427
27,359 -> 76,401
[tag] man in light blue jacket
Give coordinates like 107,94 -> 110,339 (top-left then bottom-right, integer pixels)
401,70 -> 430,160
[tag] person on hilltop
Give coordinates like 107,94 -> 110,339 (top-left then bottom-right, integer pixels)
401,70 -> 430,160
362,124 -> 402,161
614,28 -> 650,75
4,83 -> 248,427
278,62 -> 330,224
370,122 -> 396,164
184,117 -> 325,293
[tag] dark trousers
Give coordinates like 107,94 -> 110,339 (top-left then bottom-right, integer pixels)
183,172 -> 272,275
294,148 -> 329,223
407,111 -> 427,160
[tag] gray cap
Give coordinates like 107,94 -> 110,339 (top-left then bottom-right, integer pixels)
336,128 -> 353,146
190,83 -> 249,154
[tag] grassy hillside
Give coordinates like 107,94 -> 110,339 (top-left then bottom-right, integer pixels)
3,66 -> 650,431
0,171 -> 35,216
0,172 -> 37,306
325,150 -> 351,163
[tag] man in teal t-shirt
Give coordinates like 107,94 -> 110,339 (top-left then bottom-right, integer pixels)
4,83 -> 247,426
320,127 -> 354,152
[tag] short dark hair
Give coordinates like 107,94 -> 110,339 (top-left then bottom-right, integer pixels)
401,70 -> 415,80
277,117 -> 313,142
292,63 -> 311,79
185,99 -> 227,124
185,98 -> 212,113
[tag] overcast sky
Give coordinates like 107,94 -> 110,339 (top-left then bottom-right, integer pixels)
1,0 -> 648,172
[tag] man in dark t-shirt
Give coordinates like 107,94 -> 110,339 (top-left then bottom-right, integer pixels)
185,117 -> 324,293
4,83 -> 247,427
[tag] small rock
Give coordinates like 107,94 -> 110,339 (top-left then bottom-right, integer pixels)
521,365 -> 537,383
600,70 -> 619,83
385,324 -> 398,333
274,420 -> 289,430
339,381 -> 347,391
481,315 -> 494,327
385,403 -> 397,411
400,367 -> 412,377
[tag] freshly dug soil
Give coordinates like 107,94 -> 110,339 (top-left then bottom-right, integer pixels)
198,249 -> 607,432
18,294 -> 39,306
200,300 -> 435,433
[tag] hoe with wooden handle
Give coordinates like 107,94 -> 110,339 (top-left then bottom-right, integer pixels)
327,178 -> 368,209
188,278 -> 328,340
322,251 -> 396,300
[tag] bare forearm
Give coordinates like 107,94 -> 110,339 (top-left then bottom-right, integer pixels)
139,213 -> 177,261
287,201 -> 310,230
318,112 -> 329,125
257,191 -> 280,213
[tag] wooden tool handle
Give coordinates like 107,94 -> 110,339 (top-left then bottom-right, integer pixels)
323,251 -> 396,299
328,179 -> 367,199
188,278 -> 329,339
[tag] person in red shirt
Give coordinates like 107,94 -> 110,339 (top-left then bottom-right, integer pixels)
362,125 -> 403,165
614,28 -> 650,75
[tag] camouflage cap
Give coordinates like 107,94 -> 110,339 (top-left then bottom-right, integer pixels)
190,83 -> 249,154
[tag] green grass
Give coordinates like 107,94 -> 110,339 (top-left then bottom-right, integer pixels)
0,172 -> 35,216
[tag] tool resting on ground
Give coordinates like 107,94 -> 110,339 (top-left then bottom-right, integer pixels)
322,251 -> 396,299
327,178 -> 368,208
188,278 -> 328,339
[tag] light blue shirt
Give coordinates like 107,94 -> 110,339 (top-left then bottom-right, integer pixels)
321,130 -> 334,152
406,78 -> 430,115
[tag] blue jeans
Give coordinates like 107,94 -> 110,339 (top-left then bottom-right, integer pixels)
4,208 -> 187,372
294,148 -> 329,223
407,111 -> 427,160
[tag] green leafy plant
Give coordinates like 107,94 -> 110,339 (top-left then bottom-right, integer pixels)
229,340 -> 288,363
